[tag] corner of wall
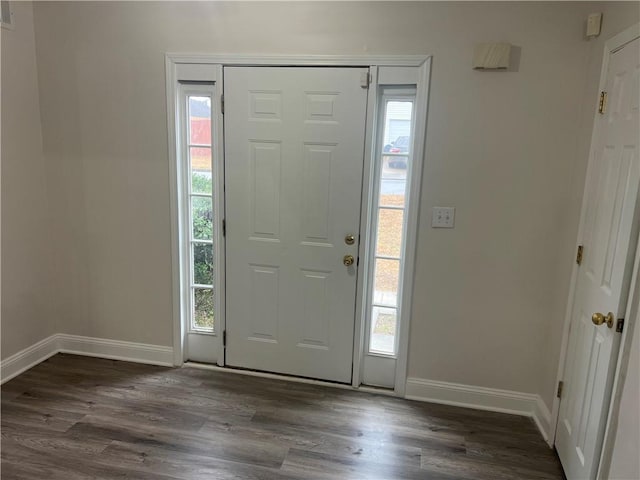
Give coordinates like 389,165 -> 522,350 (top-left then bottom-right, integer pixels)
1,0 -> 57,361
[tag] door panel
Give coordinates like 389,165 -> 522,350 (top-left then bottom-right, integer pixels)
224,67 -> 368,383
556,37 -> 640,480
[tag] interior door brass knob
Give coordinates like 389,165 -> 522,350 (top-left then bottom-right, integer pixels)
592,312 -> 615,328
343,255 -> 355,266
345,234 -> 355,245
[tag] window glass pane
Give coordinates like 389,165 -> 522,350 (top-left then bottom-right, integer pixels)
380,157 -> 407,207
190,147 -> 212,194
382,101 -> 412,152
192,197 -> 213,241
188,96 -> 211,145
383,155 -> 410,172
370,306 -> 396,355
193,288 -> 214,331
367,95 -> 414,357
373,258 -> 400,307
193,243 -> 213,285
376,209 -> 404,258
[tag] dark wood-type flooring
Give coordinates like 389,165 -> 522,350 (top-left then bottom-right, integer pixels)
1,354 -> 564,479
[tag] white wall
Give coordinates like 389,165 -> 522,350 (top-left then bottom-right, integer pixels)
28,2 -> 636,411
1,2 -> 55,359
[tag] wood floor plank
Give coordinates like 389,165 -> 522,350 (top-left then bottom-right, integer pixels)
200,418 -> 424,469
282,447 -> 455,480
68,414 -> 289,469
0,354 -> 564,479
99,440 -> 302,480
421,450 -> 563,480
0,401 -> 86,433
1,436 -> 182,480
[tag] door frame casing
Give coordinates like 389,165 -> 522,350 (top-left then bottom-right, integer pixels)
165,54 -> 431,397
550,22 -> 640,461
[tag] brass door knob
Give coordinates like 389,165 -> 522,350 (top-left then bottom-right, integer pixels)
343,255 -> 355,266
592,312 -> 614,328
345,234 -> 355,245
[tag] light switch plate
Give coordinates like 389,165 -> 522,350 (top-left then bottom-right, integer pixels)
432,207 -> 455,228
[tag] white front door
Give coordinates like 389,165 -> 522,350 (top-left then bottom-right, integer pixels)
224,67 -> 368,383
556,37 -> 640,480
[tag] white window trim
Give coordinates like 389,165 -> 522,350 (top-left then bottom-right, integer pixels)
167,63 -> 225,366
165,55 -> 431,398
355,65 -> 431,394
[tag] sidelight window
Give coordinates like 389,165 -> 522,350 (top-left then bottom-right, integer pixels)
367,92 -> 415,356
183,93 -> 215,333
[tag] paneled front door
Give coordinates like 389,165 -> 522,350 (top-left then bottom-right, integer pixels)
224,67 -> 369,383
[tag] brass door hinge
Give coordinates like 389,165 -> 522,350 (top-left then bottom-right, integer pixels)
576,245 -> 584,265
223,330 -> 227,347
598,91 -> 607,114
221,94 -> 225,114
557,381 -> 564,399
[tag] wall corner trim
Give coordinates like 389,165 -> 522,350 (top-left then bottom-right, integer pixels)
1,334 -> 174,384
405,377 -> 552,444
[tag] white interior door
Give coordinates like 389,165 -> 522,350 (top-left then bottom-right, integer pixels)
556,37 -> 640,480
224,67 -> 369,383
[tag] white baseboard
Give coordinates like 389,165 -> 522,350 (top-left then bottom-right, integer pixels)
57,334 -> 174,367
1,334 -> 174,384
0,335 -> 60,384
405,377 -> 552,444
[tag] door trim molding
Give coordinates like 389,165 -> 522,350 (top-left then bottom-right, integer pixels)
166,54 -> 428,67
352,66 -> 379,389
165,54 -> 430,394
550,22 -> 640,454
393,60 -> 432,395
